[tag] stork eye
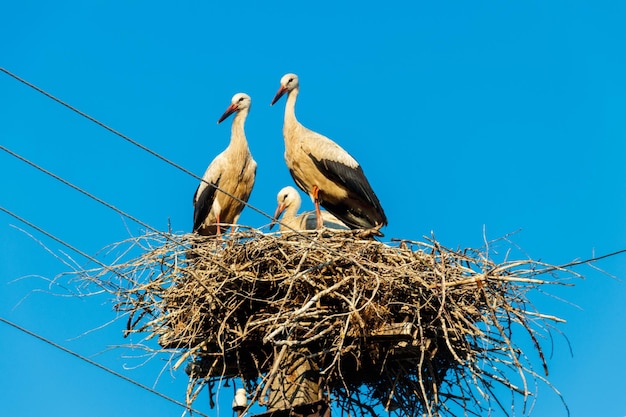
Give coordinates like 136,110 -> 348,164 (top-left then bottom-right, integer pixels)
238,97 -> 245,102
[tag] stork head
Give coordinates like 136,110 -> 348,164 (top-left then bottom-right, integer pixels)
269,186 -> 300,230
271,73 -> 299,105
218,92 -> 251,124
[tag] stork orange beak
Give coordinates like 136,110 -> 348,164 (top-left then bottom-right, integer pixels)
271,85 -> 288,106
217,103 -> 238,124
269,203 -> 286,230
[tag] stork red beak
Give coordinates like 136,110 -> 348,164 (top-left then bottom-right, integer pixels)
269,203 -> 286,230
271,86 -> 288,106
217,103 -> 238,124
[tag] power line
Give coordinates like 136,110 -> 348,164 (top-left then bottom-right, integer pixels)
0,66 -> 274,224
0,144 -> 186,246
0,67 -> 330,239
0,68 -> 198,180
0,67 -> 373,241
0,205 -> 111,269
0,68 -> 383,415
0,204 -> 138,292
0,142 -> 317,248
0,67 -> 394,290
0,68 -> 405,295
0,316 -> 211,417
0,139 -> 381,276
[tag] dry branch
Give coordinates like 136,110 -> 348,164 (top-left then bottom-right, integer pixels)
78,229 -> 576,416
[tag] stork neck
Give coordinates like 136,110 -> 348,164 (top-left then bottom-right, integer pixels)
283,202 -> 298,221
287,195 -> 302,218
284,87 -> 299,129
229,109 -> 249,152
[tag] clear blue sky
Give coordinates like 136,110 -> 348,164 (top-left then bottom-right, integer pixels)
1,1 -> 625,416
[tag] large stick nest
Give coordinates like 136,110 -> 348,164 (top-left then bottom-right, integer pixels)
90,229 -> 573,416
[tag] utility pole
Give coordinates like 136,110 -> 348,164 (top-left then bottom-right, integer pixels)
256,347 -> 330,417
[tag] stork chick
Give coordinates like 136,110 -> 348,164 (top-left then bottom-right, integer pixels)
271,185 -> 348,232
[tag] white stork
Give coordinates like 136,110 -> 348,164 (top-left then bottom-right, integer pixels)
271,73 -> 387,234
270,185 -> 349,232
193,93 -> 257,236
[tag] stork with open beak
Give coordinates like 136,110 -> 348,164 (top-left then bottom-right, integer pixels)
193,93 -> 257,236
271,73 -> 387,234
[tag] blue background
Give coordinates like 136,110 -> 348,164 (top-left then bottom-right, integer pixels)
1,1 -> 625,416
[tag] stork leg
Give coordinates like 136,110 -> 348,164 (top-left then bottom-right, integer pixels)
231,213 -> 241,234
312,185 -> 323,229
216,213 -> 222,237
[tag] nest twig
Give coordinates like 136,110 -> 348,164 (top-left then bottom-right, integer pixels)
80,228 -> 576,416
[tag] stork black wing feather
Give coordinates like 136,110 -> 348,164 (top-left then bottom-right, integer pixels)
288,167 -> 309,196
192,176 -> 220,232
308,153 -> 387,225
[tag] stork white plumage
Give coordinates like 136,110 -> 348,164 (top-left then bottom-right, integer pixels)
270,186 -> 349,232
193,93 -> 257,236
270,73 -> 387,234
232,388 -> 248,416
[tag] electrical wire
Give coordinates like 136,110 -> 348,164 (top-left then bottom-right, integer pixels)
0,205 -> 114,269
0,67 -> 355,242
0,144 -> 188,247
0,143 -> 344,276
4,66 -> 626,417
0,66 -> 274,223
0,68 -> 197,179
0,204 -> 141,294
0,316 -> 211,417
0,66 -> 379,416
0,66 -> 390,290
